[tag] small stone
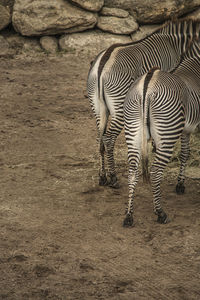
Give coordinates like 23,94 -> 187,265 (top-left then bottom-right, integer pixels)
40,36 -> 58,53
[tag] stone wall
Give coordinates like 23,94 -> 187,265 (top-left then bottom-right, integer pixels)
0,0 -> 199,57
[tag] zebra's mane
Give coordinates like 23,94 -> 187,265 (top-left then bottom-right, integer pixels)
97,18 -> 200,80
171,37 -> 200,74
98,43 -> 124,79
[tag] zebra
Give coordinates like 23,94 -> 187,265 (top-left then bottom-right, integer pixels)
87,18 -> 200,188
172,39 -> 200,195
123,38 -> 200,227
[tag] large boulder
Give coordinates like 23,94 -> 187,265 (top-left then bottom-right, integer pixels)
68,0 -> 104,12
0,4 -> 11,30
12,0 -> 97,36
104,0 -> 200,23
97,14 -> 138,35
59,30 -> 132,56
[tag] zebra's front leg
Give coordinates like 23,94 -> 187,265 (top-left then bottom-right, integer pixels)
150,161 -> 169,224
123,155 -> 140,227
176,133 -> 190,194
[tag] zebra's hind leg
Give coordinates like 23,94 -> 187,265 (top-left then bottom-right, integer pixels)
123,152 -> 140,227
156,209 -> 169,224
102,133 -> 120,189
103,114 -> 124,189
176,133 -> 190,194
150,149 -> 173,224
99,140 -> 108,186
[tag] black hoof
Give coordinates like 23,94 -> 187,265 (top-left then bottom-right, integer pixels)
157,211 -> 169,224
123,214 -> 134,227
99,174 -> 108,186
176,182 -> 185,194
108,175 -> 120,189
109,181 -> 120,189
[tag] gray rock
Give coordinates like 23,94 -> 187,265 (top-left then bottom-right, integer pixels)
100,7 -> 129,18
97,15 -> 138,35
131,24 -> 162,42
0,4 -> 11,30
69,0 -> 104,12
59,30 -> 132,56
12,0 -> 97,36
104,0 -> 200,23
40,36 -> 58,53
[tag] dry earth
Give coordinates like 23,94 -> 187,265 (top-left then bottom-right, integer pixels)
0,50 -> 200,300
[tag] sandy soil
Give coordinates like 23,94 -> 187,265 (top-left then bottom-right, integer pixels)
0,51 -> 200,300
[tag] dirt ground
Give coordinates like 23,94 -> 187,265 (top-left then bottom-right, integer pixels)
0,50 -> 200,300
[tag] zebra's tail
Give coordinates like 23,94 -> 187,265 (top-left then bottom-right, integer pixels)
87,50 -> 109,145
141,123 -> 150,183
141,68 -> 158,183
98,74 -> 108,146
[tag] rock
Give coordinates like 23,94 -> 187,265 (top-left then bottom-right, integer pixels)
69,0 -> 104,12
6,35 -> 43,55
186,7 -> 200,19
104,0 -> 200,23
97,15 -> 138,34
5,33 -> 27,54
0,35 -> 9,53
100,7 -> 129,18
131,24 -> 162,42
12,0 -> 97,36
0,0 -> 15,13
22,39 -> 42,53
0,35 -> 15,56
0,4 -> 11,30
40,36 -> 58,53
59,30 -> 132,56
